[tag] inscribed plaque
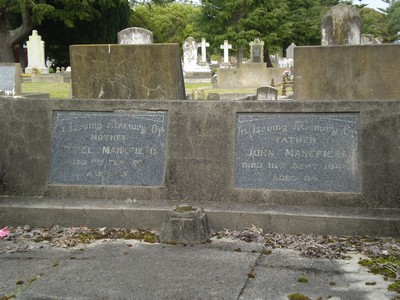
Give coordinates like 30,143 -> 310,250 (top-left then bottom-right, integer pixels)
235,113 -> 359,192
50,111 -> 168,186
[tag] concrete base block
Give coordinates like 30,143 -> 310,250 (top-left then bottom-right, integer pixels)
160,205 -> 212,244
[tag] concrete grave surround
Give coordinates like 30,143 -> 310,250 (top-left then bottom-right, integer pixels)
117,27 -> 153,44
0,97 -> 399,236
321,3 -> 361,46
70,44 -> 186,100
294,45 -> 400,100
25,30 -> 48,75
0,63 -> 21,96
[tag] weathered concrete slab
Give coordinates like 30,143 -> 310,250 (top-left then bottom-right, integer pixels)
70,44 -> 185,100
0,238 -> 397,300
294,45 -> 400,100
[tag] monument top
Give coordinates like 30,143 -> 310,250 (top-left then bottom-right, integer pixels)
321,3 -> 361,46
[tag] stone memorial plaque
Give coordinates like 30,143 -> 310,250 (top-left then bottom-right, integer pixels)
235,113 -> 359,192
50,111 -> 168,186
0,66 -> 16,94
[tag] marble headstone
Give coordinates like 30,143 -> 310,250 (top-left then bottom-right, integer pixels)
118,27 -> 153,44
183,37 -> 198,73
0,63 -> 21,96
286,43 -> 296,59
25,30 -> 48,74
321,4 -> 361,46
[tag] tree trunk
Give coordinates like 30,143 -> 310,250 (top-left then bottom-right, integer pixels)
0,8 -> 15,62
0,5 -> 33,63
264,46 -> 274,68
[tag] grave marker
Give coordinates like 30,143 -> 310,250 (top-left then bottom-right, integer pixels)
321,4 -> 361,46
0,63 -> 21,96
250,39 -> 264,63
235,113 -> 359,192
198,38 -> 209,65
50,111 -> 168,186
220,40 -> 232,67
118,27 -> 153,44
25,30 -> 48,74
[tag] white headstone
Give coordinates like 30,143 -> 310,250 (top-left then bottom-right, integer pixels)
198,38 -> 210,65
25,30 -> 48,75
220,40 -> 232,67
183,37 -> 198,72
286,43 -> 296,59
118,27 -> 153,44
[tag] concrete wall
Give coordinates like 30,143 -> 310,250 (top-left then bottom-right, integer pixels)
217,64 -> 288,88
294,45 -> 400,100
1,98 -> 399,210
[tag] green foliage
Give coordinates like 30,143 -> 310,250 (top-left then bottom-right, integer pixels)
387,1 -> 400,40
358,6 -> 388,40
130,2 -> 200,43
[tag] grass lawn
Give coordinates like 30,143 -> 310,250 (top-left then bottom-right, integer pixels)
21,82 -> 71,99
21,81 -> 291,99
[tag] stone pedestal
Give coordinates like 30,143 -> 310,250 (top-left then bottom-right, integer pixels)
160,206 -> 212,244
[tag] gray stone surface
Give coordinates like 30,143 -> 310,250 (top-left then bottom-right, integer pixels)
321,3 -> 361,46
0,238 -> 397,300
160,206 -> 212,244
235,113 -> 359,192
1,98 -> 400,212
294,45 -> 400,100
70,44 -> 186,100
50,111 -> 168,186
0,63 -> 21,96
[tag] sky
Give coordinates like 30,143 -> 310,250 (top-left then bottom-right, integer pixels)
357,0 -> 389,10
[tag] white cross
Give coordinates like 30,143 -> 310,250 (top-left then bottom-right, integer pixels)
220,40 -> 232,64
198,38 -> 209,63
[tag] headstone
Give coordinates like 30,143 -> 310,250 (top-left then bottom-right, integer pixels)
286,43 -> 296,59
25,30 -> 48,75
321,4 -> 361,46
182,37 -> 211,77
183,37 -> 198,73
118,27 -> 153,44
70,44 -> 186,100
235,113 -> 359,192
220,40 -> 232,67
197,38 -> 210,65
50,111 -> 168,186
0,63 -> 21,96
256,86 -> 278,100
250,38 -> 264,63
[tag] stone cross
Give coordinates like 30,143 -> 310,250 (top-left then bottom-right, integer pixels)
198,38 -> 209,64
220,40 -> 232,64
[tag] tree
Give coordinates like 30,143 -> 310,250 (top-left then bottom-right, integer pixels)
0,0 -> 131,62
386,0 -> 400,41
130,2 -> 200,43
357,6 -> 388,40
198,0 -> 290,65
